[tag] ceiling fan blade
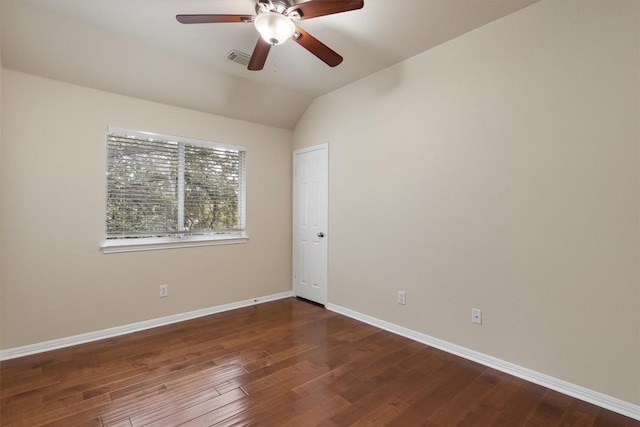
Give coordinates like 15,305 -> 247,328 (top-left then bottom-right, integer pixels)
176,14 -> 253,24
292,27 -> 343,67
248,38 -> 272,71
287,0 -> 364,20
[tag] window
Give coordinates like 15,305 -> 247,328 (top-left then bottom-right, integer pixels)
102,127 -> 247,253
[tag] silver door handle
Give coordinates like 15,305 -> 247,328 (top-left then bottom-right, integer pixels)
317,232 -> 325,238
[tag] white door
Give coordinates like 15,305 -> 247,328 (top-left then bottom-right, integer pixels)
293,145 -> 328,305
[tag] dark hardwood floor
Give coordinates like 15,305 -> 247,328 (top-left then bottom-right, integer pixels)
1,298 -> 638,426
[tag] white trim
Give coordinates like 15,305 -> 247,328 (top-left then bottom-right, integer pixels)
326,303 -> 640,421
293,143 -> 329,155
101,235 -> 249,253
0,291 -> 293,361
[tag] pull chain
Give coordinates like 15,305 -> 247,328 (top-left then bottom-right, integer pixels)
272,46 -> 278,73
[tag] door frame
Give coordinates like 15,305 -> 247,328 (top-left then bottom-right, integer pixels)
292,143 -> 328,305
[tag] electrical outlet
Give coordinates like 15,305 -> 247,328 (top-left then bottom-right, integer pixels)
472,308 -> 482,324
397,291 -> 406,305
159,284 -> 168,298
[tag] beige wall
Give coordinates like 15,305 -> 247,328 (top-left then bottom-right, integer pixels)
293,0 -> 640,405
0,70 -> 292,349
0,4 -> 4,340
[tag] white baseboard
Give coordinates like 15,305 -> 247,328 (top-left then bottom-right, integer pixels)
0,291 -> 293,361
326,303 -> 640,422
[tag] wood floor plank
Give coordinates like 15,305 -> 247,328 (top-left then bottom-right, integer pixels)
427,369 -> 505,425
489,380 -> 549,426
349,340 -> 426,382
177,395 -> 253,427
100,364 -> 247,425
383,361 -> 487,427
48,409 -> 106,427
3,393 -> 112,427
559,399 -> 599,426
281,394 -> 352,427
348,397 -> 410,426
593,408 -> 636,427
227,365 -> 332,422
477,369 -> 525,409
127,387 -> 220,426
0,388 -> 44,420
330,368 -> 427,425
1,298 -> 638,427
290,365 -> 353,398
138,388 -> 246,427
525,389 -> 575,426
451,370 -> 525,426
215,380 -> 352,427
0,373 -> 61,400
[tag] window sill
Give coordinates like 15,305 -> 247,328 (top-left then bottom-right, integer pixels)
101,235 -> 249,254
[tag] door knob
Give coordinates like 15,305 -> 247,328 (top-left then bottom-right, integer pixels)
317,232 -> 325,238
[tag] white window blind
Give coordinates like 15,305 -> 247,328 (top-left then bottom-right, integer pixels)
106,127 -> 246,240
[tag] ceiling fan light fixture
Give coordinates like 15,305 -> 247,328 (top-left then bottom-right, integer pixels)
254,12 -> 295,45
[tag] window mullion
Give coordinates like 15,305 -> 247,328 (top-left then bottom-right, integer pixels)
238,150 -> 246,231
177,142 -> 185,235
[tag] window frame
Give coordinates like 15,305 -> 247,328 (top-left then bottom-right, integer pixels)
101,127 -> 248,254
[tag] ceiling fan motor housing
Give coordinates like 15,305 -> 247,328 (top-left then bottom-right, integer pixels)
256,0 -> 295,15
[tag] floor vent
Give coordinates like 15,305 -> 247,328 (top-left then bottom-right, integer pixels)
226,50 -> 251,66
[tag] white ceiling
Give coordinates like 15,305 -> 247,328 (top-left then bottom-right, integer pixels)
1,0 -> 539,129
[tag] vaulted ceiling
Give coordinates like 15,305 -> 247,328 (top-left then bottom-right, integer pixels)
1,0 -> 539,129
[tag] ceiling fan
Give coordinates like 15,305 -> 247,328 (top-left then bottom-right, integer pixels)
176,0 -> 364,71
